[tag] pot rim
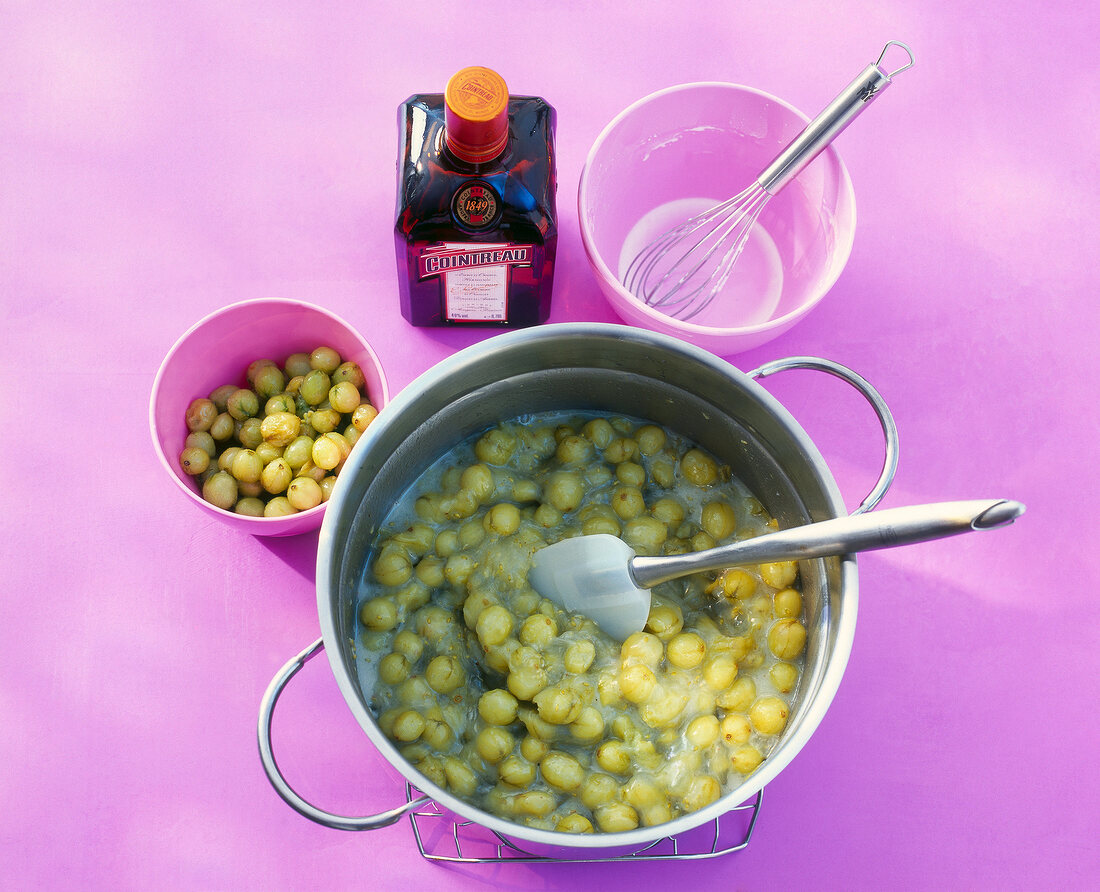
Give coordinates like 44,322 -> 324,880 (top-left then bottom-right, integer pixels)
316,322 -> 859,850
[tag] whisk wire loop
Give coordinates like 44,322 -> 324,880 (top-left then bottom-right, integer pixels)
643,198 -> 748,308
621,202 -> 729,301
692,188 -> 772,319
624,185 -> 771,321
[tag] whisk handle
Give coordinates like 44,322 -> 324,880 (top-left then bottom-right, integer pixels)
758,41 -> 914,195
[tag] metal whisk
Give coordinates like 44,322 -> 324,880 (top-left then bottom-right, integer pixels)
622,41 -> 914,320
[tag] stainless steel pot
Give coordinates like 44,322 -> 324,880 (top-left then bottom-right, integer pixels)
258,322 -> 898,851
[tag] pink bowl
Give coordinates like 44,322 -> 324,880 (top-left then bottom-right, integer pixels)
579,82 -> 857,355
149,298 -> 389,537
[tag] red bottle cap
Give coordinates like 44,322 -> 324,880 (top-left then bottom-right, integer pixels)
445,67 -> 509,163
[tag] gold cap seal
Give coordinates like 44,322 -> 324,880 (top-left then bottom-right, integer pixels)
445,66 -> 509,163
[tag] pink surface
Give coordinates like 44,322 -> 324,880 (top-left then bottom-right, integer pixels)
3,3 -> 1096,890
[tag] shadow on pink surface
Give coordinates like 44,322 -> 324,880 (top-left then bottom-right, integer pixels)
258,528 -> 321,582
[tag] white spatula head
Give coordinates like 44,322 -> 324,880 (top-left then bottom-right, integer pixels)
528,533 -> 651,641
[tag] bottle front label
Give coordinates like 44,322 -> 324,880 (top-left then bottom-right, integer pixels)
418,242 -> 534,322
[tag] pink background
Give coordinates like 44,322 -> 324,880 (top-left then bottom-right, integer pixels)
3,2 -> 1096,889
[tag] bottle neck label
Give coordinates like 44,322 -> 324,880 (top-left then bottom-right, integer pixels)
451,180 -> 502,229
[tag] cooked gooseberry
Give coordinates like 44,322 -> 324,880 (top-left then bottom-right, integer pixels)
311,435 -> 342,470
235,497 -> 266,516
332,361 -> 365,389
309,346 -> 341,373
284,352 -> 312,378
185,398 -> 218,432
246,359 -> 278,386
237,479 -> 262,498
261,457 -> 293,494
217,446 -> 242,471
287,477 -> 323,511
296,460 -> 325,483
283,435 -> 314,470
237,417 -> 263,450
352,403 -> 378,432
264,496 -> 297,517
329,382 -> 361,414
264,393 -> 296,416
202,471 -> 238,509
208,412 -> 234,441
179,446 -> 210,476
252,365 -> 286,399
307,407 -> 341,434
226,388 -> 259,421
208,384 -> 238,411
260,412 -> 301,447
230,449 -> 263,484
184,431 -> 216,457
326,431 -> 351,462
299,369 -> 331,406
254,442 -> 282,466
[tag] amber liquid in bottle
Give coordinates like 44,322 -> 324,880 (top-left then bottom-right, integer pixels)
394,76 -> 557,327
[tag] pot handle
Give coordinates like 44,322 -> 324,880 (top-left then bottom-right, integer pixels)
748,356 -> 899,514
257,637 -> 430,831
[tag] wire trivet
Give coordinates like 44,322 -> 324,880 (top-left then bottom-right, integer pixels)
405,782 -> 762,863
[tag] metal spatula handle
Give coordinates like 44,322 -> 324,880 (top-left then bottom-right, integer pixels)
758,40 -> 914,195
630,498 -> 1023,589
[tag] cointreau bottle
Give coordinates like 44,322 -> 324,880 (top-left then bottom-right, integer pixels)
395,66 -> 557,327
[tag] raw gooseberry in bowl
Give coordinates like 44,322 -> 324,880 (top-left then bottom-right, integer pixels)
150,298 -> 389,536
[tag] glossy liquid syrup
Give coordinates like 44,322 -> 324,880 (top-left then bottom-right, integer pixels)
618,198 -> 783,327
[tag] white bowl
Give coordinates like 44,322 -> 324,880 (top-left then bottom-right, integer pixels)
579,82 -> 857,355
